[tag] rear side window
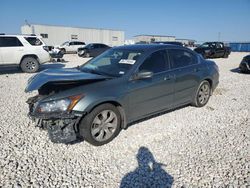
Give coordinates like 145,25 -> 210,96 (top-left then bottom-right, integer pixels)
0,37 -> 23,47
168,49 -> 197,69
24,37 -> 43,46
139,50 -> 169,73
99,44 -> 107,48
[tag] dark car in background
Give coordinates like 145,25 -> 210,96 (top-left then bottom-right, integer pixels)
77,43 -> 111,58
239,54 -> 250,73
26,44 -> 219,146
194,42 -> 231,59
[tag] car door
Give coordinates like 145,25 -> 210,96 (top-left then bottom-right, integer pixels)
90,44 -> 100,57
168,49 -> 201,107
0,36 -> 24,65
68,42 -> 75,52
215,43 -> 225,57
127,49 -> 175,121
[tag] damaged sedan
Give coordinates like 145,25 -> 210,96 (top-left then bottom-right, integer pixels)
26,44 -> 219,146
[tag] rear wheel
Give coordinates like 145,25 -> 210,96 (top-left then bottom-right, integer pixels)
78,50 -> 85,57
20,57 -> 39,73
85,52 -> 90,58
223,53 -> 229,58
79,103 -> 121,146
192,80 -> 211,107
61,48 -> 66,54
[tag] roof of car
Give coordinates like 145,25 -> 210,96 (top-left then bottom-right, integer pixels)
0,34 -> 40,38
114,44 -> 185,51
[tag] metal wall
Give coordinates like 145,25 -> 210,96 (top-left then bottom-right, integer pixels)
229,43 -> 250,52
133,35 -> 175,43
21,24 -> 125,47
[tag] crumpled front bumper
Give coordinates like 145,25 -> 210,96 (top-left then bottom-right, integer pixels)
27,96 -> 85,144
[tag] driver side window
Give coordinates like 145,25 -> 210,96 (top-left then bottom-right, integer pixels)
139,50 -> 169,73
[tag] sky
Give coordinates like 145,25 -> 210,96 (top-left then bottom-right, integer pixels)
0,0 -> 249,43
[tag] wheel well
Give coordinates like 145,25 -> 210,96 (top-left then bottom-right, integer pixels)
20,55 -> 39,65
89,101 -> 127,129
205,78 -> 213,88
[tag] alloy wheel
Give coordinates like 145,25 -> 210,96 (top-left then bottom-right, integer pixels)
198,83 -> 210,105
91,110 -> 118,142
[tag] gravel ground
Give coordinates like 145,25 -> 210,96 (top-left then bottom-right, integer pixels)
0,53 -> 249,187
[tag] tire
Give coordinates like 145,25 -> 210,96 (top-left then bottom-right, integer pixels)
85,52 -> 90,58
223,53 -> 229,58
78,50 -> 85,57
192,80 -> 211,107
61,48 -> 66,54
79,103 -> 121,146
20,57 -> 39,73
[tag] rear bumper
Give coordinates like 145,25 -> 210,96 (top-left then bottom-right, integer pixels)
38,53 -> 51,64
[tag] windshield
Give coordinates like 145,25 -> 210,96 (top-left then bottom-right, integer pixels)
80,49 -> 142,77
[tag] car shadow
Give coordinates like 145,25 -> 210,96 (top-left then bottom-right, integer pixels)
0,63 -> 65,75
127,104 -> 189,128
230,67 -> 250,74
40,63 -> 65,71
120,146 -> 173,188
230,67 -> 241,73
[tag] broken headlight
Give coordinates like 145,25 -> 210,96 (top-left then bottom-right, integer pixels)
36,95 -> 83,113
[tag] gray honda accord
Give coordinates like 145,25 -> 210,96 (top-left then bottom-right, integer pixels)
26,44 -> 219,146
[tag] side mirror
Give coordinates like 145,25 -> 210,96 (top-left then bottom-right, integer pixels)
133,70 -> 153,80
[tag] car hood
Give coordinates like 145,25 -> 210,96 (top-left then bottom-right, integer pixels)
25,68 -> 111,92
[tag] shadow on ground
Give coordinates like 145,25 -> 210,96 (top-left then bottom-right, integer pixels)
230,67 -> 249,74
120,147 -> 173,188
230,67 -> 241,73
0,63 -> 65,75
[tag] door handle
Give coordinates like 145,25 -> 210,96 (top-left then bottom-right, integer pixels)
164,75 -> 174,81
194,68 -> 201,72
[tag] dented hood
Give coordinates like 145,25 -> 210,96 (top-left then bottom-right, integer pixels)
25,68 -> 111,92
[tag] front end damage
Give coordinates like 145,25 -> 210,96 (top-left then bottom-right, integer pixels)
27,95 -> 85,144
25,68 -> 112,143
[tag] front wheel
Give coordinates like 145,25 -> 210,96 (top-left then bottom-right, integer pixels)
223,53 -> 229,58
78,50 -> 85,57
192,80 -> 211,107
60,48 -> 66,54
79,104 -> 121,146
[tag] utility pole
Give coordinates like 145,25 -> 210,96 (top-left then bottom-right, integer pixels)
218,32 -> 221,41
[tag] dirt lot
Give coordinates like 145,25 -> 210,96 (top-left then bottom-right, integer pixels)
0,52 -> 249,187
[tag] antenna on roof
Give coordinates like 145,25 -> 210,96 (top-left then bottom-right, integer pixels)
25,19 -> 31,27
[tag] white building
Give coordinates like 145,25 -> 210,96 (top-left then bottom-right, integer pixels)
176,39 -> 196,47
21,24 -> 125,46
133,35 -> 175,43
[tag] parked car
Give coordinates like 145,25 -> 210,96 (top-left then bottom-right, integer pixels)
194,42 -> 231,59
26,44 -> 219,146
77,43 -> 111,58
56,41 -> 86,54
0,34 -> 50,73
239,54 -> 250,73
